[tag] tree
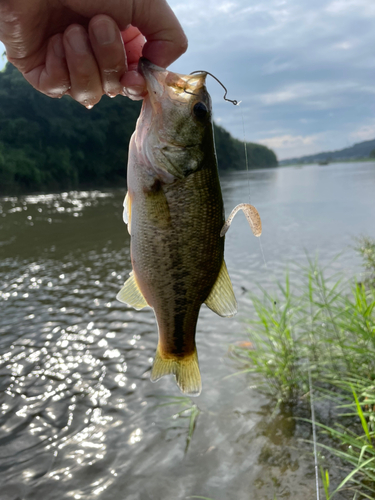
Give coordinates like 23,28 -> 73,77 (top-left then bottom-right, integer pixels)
0,63 -> 278,194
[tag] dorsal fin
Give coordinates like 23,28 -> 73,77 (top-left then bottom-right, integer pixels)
205,260 -> 237,317
116,271 -> 148,310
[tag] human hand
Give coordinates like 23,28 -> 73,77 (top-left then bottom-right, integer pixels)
0,0 -> 187,107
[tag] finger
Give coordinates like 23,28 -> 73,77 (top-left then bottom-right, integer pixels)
120,26 -> 147,100
122,26 -> 146,69
63,24 -> 103,107
88,14 -> 127,98
23,34 -> 71,97
133,0 -> 188,68
61,0 -> 187,68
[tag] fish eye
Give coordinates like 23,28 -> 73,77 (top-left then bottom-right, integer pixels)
193,102 -> 208,119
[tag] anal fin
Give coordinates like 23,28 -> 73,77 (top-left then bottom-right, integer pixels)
205,260 -> 237,317
116,271 -> 148,310
151,345 -> 202,397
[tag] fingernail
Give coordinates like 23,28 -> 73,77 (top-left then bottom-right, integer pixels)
123,85 -> 146,99
67,27 -> 90,54
92,19 -> 116,46
53,36 -> 65,58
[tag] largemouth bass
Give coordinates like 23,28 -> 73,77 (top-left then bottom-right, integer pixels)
117,59 -> 240,396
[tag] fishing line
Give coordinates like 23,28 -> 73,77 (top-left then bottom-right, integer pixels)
239,106 -> 252,204
238,102 -> 268,270
258,235 -> 268,270
191,70 -> 269,270
309,367 -> 321,500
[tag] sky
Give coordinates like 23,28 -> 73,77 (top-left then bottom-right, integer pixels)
1,0 -> 375,160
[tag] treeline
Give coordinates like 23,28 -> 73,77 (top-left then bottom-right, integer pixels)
214,123 -> 277,170
0,63 -> 277,195
279,138 -> 375,165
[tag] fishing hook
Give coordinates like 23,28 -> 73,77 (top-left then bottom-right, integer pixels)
184,88 -> 198,97
190,70 -> 239,105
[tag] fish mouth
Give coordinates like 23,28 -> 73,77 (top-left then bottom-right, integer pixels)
138,58 -> 166,99
138,58 -> 164,77
138,58 -> 207,103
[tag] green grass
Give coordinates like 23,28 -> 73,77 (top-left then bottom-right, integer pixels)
313,380 -> 375,499
233,242 -> 375,499
155,395 -> 201,453
355,236 -> 375,289
231,271 -> 307,405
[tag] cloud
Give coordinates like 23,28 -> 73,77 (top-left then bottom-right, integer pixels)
333,41 -> 354,50
325,0 -> 375,15
259,134 -> 316,149
262,58 -> 296,75
257,134 -> 319,159
350,122 -> 375,142
256,81 -> 370,108
172,0 -> 247,25
217,2 -> 238,14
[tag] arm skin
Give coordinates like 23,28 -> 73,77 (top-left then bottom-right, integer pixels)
0,0 -> 187,106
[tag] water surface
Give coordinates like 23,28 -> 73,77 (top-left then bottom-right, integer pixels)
1,162 -> 375,500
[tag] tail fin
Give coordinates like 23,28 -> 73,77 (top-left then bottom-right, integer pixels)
150,345 -> 202,396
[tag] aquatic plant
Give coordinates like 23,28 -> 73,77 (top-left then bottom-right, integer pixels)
355,236 -> 375,289
155,395 -> 201,453
234,248 -> 375,498
187,497 -> 215,500
235,258 -> 375,400
312,380 -> 375,499
231,272 -> 307,405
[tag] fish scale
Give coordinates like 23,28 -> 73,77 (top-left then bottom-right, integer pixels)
134,169 -> 224,354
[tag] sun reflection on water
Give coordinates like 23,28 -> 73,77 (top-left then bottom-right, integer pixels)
128,428 -> 143,445
0,190 -> 151,498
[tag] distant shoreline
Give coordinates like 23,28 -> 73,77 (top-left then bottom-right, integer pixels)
0,163 -> 278,198
279,157 -> 375,167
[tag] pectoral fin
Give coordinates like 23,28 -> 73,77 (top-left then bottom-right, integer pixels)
123,191 -> 132,234
205,260 -> 237,317
116,271 -> 148,310
146,186 -> 171,229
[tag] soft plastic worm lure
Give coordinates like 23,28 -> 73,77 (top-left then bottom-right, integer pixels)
220,204 -> 262,238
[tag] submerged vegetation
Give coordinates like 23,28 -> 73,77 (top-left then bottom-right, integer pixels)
0,63 -> 277,195
233,237 -> 375,499
154,396 -> 201,453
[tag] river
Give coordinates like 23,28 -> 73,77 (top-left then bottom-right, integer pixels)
1,161 -> 375,500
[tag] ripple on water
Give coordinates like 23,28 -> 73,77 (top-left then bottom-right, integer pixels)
0,229 -> 156,499
1,173 -> 374,499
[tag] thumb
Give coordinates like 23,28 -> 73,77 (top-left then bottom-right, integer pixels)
61,0 -> 188,67
133,0 -> 188,68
